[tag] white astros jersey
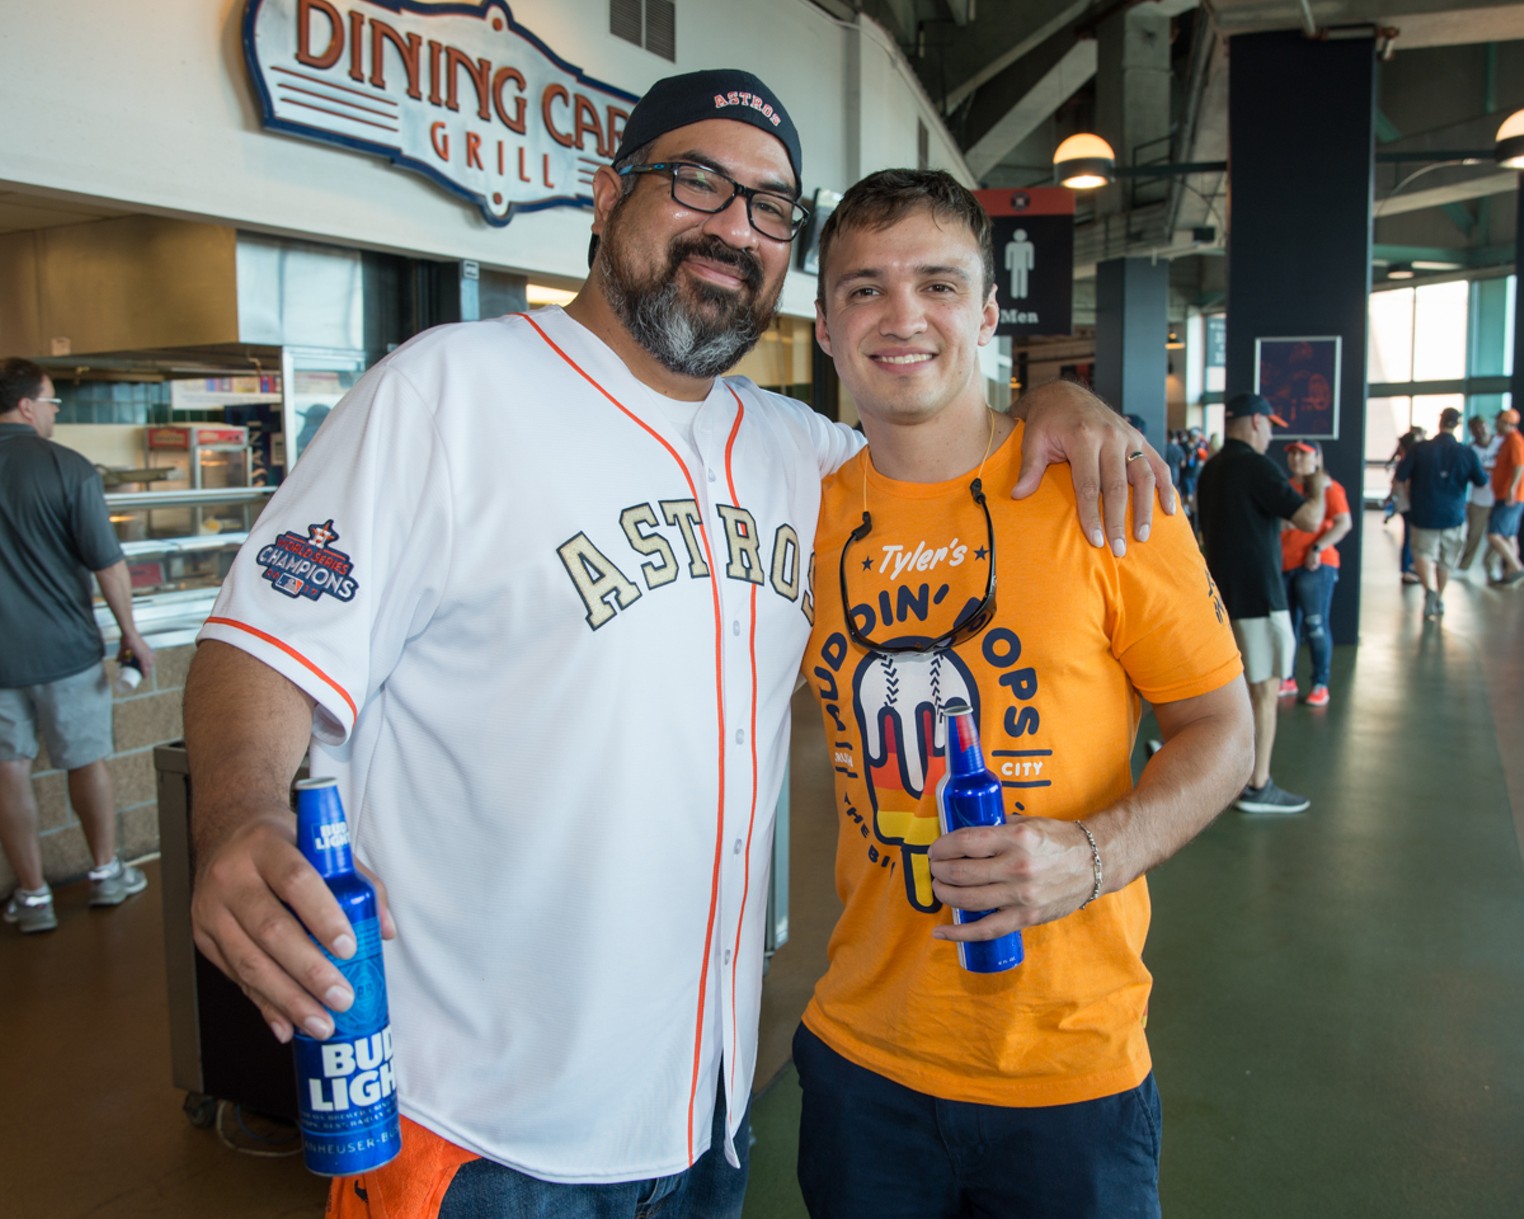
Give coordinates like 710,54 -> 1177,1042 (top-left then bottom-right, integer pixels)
201,307 -> 862,1182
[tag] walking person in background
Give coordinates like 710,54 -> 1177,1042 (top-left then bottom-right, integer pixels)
1279,441 -> 1351,708
1395,407 -> 1486,620
1484,408 -> 1524,586
1460,413 -> 1501,578
1387,428 -> 1424,585
1,357 -> 155,935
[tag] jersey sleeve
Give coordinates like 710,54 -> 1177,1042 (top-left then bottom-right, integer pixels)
1109,507 -> 1243,705
1395,452 -> 1414,482
199,363 -> 453,744
809,413 -> 867,477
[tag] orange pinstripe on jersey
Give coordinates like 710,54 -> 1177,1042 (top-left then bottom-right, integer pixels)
204,616 -> 358,723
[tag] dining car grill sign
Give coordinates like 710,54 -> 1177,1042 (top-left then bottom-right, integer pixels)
242,0 -> 637,226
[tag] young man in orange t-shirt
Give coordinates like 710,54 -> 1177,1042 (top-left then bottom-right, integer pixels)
798,169 -> 1253,1219
1280,440 -> 1352,706
1485,408 -> 1524,585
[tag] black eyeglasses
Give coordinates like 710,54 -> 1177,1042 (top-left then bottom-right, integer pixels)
618,161 -> 810,242
839,478 -> 998,656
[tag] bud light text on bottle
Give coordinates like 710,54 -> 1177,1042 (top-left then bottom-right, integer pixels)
290,777 -> 402,1175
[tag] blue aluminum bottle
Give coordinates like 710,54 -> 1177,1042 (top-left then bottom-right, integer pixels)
290,778 -> 401,1176
935,700 -> 1025,973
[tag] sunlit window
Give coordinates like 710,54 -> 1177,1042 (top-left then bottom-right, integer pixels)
1368,289 -> 1414,383
1506,275 -> 1517,378
1365,396 -> 1409,463
1412,282 -> 1468,381
1411,393 -> 1465,438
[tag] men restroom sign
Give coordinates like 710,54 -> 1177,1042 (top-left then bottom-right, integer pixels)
974,188 -> 1075,337
243,0 -> 637,226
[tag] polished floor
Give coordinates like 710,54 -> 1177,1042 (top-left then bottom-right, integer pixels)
4,509 -> 1523,1218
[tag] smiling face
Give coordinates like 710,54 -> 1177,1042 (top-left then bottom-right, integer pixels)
590,119 -> 795,381
814,205 -> 998,437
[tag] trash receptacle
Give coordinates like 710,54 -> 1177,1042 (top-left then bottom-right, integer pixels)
155,742 -> 298,1124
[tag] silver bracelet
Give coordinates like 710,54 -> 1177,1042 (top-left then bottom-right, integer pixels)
1076,820 -> 1103,909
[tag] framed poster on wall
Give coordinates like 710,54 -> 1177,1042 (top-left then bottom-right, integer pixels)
1253,336 -> 1341,439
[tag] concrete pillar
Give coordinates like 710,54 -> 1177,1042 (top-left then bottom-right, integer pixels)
1094,256 -> 1168,441
1094,6 -> 1170,219
1226,31 -> 1376,647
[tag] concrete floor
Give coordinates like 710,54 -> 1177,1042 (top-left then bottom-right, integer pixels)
4,509 -> 1524,1217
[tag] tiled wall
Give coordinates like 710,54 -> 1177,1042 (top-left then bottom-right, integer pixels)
0,645 -> 194,895
53,380 -> 222,426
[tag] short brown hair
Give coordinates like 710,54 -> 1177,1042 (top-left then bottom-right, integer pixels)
816,169 -> 994,305
0,357 -> 47,414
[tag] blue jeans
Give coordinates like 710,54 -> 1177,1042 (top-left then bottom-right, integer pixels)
1283,565 -> 1338,687
437,1079 -> 748,1219
793,1024 -> 1162,1219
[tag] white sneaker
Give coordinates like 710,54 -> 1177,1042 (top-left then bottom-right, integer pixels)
4,886 -> 58,933
88,858 -> 148,907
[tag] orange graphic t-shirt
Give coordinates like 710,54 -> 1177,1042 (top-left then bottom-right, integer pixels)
801,424 -> 1242,1108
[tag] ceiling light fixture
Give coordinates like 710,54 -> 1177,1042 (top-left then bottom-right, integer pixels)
1053,133 -> 1117,189
1386,263 -> 1415,280
1496,109 -> 1524,170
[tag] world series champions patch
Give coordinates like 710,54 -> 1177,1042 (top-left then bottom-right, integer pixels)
257,519 -> 360,603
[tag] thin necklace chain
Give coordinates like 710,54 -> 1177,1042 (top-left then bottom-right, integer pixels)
865,410 -> 995,723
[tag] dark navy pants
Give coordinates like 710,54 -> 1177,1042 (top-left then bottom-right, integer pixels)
794,1024 -> 1161,1219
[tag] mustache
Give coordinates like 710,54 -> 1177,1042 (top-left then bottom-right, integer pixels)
666,235 -> 764,293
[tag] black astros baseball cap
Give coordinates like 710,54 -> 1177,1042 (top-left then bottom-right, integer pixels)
612,69 -> 802,190
1284,439 -> 1321,455
1225,392 -> 1288,427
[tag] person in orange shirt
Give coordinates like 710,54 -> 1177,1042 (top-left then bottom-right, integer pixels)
796,169 -> 1254,1219
1485,408 -> 1524,585
1279,440 -> 1352,707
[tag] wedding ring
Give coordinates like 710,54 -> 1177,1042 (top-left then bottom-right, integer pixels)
1126,450 -> 1145,462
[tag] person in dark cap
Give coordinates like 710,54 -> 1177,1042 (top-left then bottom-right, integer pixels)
1196,393 -> 1329,814
184,67 -> 1161,1218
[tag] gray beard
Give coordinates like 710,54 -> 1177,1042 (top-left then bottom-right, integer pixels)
600,252 -> 775,381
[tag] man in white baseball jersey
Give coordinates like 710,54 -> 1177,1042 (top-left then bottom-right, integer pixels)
184,69 -> 1166,1218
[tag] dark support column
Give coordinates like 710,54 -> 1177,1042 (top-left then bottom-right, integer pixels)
1094,256 -> 1168,441
1227,32 -> 1376,646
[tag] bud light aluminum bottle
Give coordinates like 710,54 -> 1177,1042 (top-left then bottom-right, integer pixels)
934,700 -> 1025,973
291,778 -> 401,1175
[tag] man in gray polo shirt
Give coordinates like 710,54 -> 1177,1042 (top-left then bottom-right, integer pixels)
1,357 -> 156,933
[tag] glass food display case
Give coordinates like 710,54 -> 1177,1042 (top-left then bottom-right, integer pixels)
98,487 -> 277,642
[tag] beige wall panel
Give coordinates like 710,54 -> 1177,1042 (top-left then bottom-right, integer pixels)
36,217 -> 239,355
